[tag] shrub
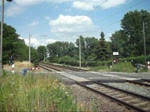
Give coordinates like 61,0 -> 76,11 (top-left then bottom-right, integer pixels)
111,62 -> 136,72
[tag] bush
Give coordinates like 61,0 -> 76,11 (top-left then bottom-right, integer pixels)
59,56 -> 78,66
111,62 -> 136,72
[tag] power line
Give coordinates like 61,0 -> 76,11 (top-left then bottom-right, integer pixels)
73,0 -> 91,15
62,0 -> 149,40
72,0 -> 108,26
62,0 -> 108,38
98,0 -> 146,23
88,1 -> 150,37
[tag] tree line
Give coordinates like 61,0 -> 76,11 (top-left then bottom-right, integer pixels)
2,10 -> 150,66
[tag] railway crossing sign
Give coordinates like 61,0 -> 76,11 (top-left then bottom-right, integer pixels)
113,52 -> 119,55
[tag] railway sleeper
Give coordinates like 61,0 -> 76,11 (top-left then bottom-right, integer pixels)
118,96 -> 132,101
99,88 -> 114,91
143,107 -> 150,111
125,99 -> 141,104
134,101 -> 150,108
100,89 -> 115,93
106,92 -> 122,96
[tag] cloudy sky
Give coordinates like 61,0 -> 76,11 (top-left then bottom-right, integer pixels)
2,0 -> 150,47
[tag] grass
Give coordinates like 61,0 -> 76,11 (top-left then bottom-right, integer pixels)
90,65 -> 110,72
0,72 -> 81,111
111,62 -> 136,72
90,62 -> 139,72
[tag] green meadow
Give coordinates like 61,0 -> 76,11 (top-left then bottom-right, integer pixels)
0,72 -> 82,112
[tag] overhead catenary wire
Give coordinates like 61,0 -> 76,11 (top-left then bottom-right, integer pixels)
62,0 -> 108,38
91,7 -> 150,38
62,0 -> 149,40
98,0 -> 146,23
72,0 -> 91,16
72,0 -> 108,26
85,1 -> 150,39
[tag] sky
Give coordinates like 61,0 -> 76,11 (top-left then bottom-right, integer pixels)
1,0 -> 150,48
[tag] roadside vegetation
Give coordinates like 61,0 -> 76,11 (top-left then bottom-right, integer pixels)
89,55 -> 150,72
0,72 -> 86,111
2,9 -> 150,72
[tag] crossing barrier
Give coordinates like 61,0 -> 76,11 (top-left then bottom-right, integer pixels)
147,61 -> 150,69
11,64 -> 15,74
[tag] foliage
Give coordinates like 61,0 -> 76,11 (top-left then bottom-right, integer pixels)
59,56 -> 78,66
2,23 -> 27,64
95,32 -> 110,60
0,73 -> 80,111
47,41 -> 75,58
120,10 -> 150,57
76,36 -> 99,60
37,46 -> 47,62
110,30 -> 126,57
111,62 -> 136,72
2,23 -> 41,66
13,40 -> 29,61
2,9 -> 150,70
31,47 -> 40,66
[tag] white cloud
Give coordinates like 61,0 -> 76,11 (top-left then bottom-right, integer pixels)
49,15 -> 99,38
72,0 -> 127,10
45,39 -> 56,44
14,0 -> 73,6
19,36 -> 56,48
5,4 -> 24,17
72,1 -> 94,11
101,0 -> 127,9
6,0 -> 127,17
28,20 -> 39,27
5,0 -> 74,17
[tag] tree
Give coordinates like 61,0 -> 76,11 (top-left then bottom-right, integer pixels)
121,10 -> 150,56
96,32 -> 109,60
31,47 -> 39,66
13,39 -> 29,61
75,36 -> 99,61
47,41 -> 77,62
2,23 -> 28,64
110,30 -> 126,57
84,37 -> 98,60
37,46 -> 47,62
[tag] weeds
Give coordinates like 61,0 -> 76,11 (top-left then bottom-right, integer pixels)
111,62 -> 136,72
90,62 -> 138,72
0,73 -> 80,111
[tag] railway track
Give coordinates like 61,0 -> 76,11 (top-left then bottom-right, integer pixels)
126,80 -> 150,87
40,63 -> 150,88
40,63 -> 150,112
40,62 -> 87,72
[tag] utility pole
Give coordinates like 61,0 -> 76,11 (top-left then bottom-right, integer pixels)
79,36 -> 81,68
0,0 -> 12,74
142,15 -> 146,63
28,34 -> 47,64
0,0 -> 5,74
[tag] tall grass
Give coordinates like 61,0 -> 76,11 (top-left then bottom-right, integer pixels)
90,62 -> 137,72
0,72 -> 80,111
90,65 -> 110,71
111,62 -> 136,72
